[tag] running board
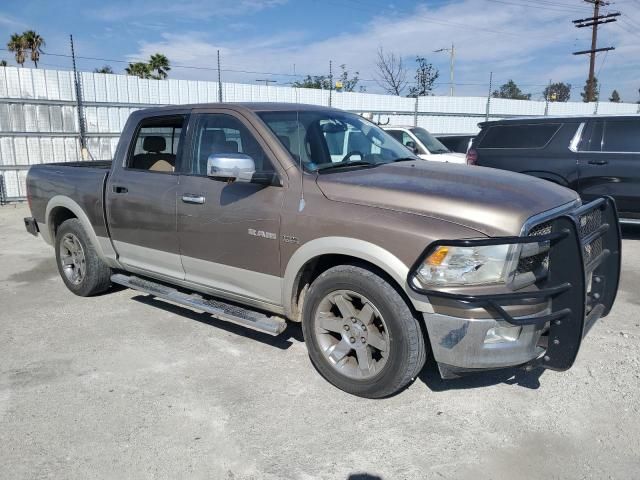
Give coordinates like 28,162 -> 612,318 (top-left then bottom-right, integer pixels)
111,273 -> 287,336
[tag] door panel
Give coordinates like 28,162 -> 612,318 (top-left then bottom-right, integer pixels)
578,119 -> 640,217
106,115 -> 185,278
177,112 -> 284,305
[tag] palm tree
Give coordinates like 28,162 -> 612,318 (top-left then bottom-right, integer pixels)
94,65 -> 114,74
23,30 -> 45,68
125,62 -> 152,79
7,33 -> 27,67
148,53 -> 170,79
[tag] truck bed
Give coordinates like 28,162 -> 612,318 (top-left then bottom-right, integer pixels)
26,161 -> 112,240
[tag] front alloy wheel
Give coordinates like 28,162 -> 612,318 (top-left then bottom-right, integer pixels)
314,290 -> 389,379
303,265 -> 427,398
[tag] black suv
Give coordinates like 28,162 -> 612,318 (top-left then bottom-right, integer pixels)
469,115 -> 640,223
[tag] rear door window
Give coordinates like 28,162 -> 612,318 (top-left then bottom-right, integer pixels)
579,120 -> 604,152
479,124 -> 561,149
602,120 -> 640,153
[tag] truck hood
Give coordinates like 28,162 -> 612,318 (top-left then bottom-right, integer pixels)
315,161 -> 580,236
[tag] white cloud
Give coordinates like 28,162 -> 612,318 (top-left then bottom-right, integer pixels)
126,0 -> 640,100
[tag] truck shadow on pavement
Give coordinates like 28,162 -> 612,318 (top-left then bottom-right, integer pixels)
131,294 -> 303,350
418,357 -> 544,392
621,225 -> 640,240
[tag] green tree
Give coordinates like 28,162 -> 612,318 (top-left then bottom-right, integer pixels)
148,53 -> 171,79
407,56 -> 439,97
94,65 -> 114,74
335,64 -> 360,92
22,30 -> 45,68
292,75 -> 331,89
609,89 -> 621,103
0,60 -> 7,67
543,82 -> 571,102
125,62 -> 152,79
581,77 -> 598,102
492,80 -> 531,100
7,33 -> 27,67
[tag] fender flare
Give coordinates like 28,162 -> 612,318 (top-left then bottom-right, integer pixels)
282,236 -> 433,316
45,195 -> 119,266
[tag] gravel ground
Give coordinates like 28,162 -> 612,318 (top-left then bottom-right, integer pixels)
1,203 -> 639,480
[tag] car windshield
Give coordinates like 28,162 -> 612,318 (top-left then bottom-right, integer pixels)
410,127 -> 451,154
258,110 -> 418,173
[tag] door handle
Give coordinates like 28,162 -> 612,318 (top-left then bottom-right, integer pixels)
181,194 -> 206,205
588,159 -> 608,165
112,185 -> 128,194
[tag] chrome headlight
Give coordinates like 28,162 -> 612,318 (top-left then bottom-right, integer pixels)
412,244 -> 519,287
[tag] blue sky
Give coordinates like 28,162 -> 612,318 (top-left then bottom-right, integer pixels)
1,0 -> 639,101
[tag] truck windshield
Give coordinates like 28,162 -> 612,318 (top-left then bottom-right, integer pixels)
258,110 -> 418,173
410,127 -> 451,154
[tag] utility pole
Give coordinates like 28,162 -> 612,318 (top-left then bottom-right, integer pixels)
572,1 -> 619,102
217,50 -> 223,103
434,43 -> 455,96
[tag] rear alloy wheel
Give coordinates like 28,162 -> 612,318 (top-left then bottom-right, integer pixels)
303,265 -> 427,398
55,219 -> 112,296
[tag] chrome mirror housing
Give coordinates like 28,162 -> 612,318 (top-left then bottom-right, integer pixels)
207,153 -> 256,182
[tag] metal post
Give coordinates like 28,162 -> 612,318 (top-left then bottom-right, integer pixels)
329,60 -> 333,107
0,174 -> 6,206
544,79 -> 551,116
450,43 -> 455,97
217,50 -> 223,103
485,72 -> 493,122
413,97 -> 419,127
70,34 -> 88,160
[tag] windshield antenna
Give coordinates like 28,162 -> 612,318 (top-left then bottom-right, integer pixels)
295,87 -> 305,212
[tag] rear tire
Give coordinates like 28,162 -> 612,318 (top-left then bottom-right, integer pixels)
302,265 -> 427,398
55,219 -> 112,296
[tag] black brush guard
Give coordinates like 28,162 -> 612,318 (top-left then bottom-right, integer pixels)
409,197 -> 621,371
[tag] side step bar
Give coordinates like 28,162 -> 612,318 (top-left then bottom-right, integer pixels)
111,273 -> 287,336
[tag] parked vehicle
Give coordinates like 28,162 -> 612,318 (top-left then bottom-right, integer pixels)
470,115 -> 640,223
24,103 -> 620,398
435,133 -> 475,154
383,126 -> 466,163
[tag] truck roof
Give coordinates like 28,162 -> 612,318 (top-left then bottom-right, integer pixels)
136,102 -> 342,115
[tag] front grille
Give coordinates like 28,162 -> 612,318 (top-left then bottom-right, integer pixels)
516,220 -> 552,277
578,208 -> 604,267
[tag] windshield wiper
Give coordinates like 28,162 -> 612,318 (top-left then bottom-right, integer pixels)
316,161 -> 378,173
431,149 -> 451,154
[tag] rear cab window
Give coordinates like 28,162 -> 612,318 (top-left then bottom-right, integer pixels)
478,123 -> 562,149
127,115 -> 186,173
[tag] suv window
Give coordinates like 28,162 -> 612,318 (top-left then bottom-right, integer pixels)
188,113 -> 274,177
479,123 -> 561,149
128,116 -> 185,172
603,120 -> 640,153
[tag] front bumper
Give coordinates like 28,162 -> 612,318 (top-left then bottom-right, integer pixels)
412,197 -> 621,376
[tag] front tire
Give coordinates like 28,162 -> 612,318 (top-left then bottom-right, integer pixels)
55,219 -> 112,296
302,265 -> 427,398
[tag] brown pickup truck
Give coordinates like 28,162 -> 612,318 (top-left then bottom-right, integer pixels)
23,103 -> 621,398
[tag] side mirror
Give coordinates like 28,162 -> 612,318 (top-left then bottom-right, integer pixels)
405,141 -> 419,154
207,153 -> 256,182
